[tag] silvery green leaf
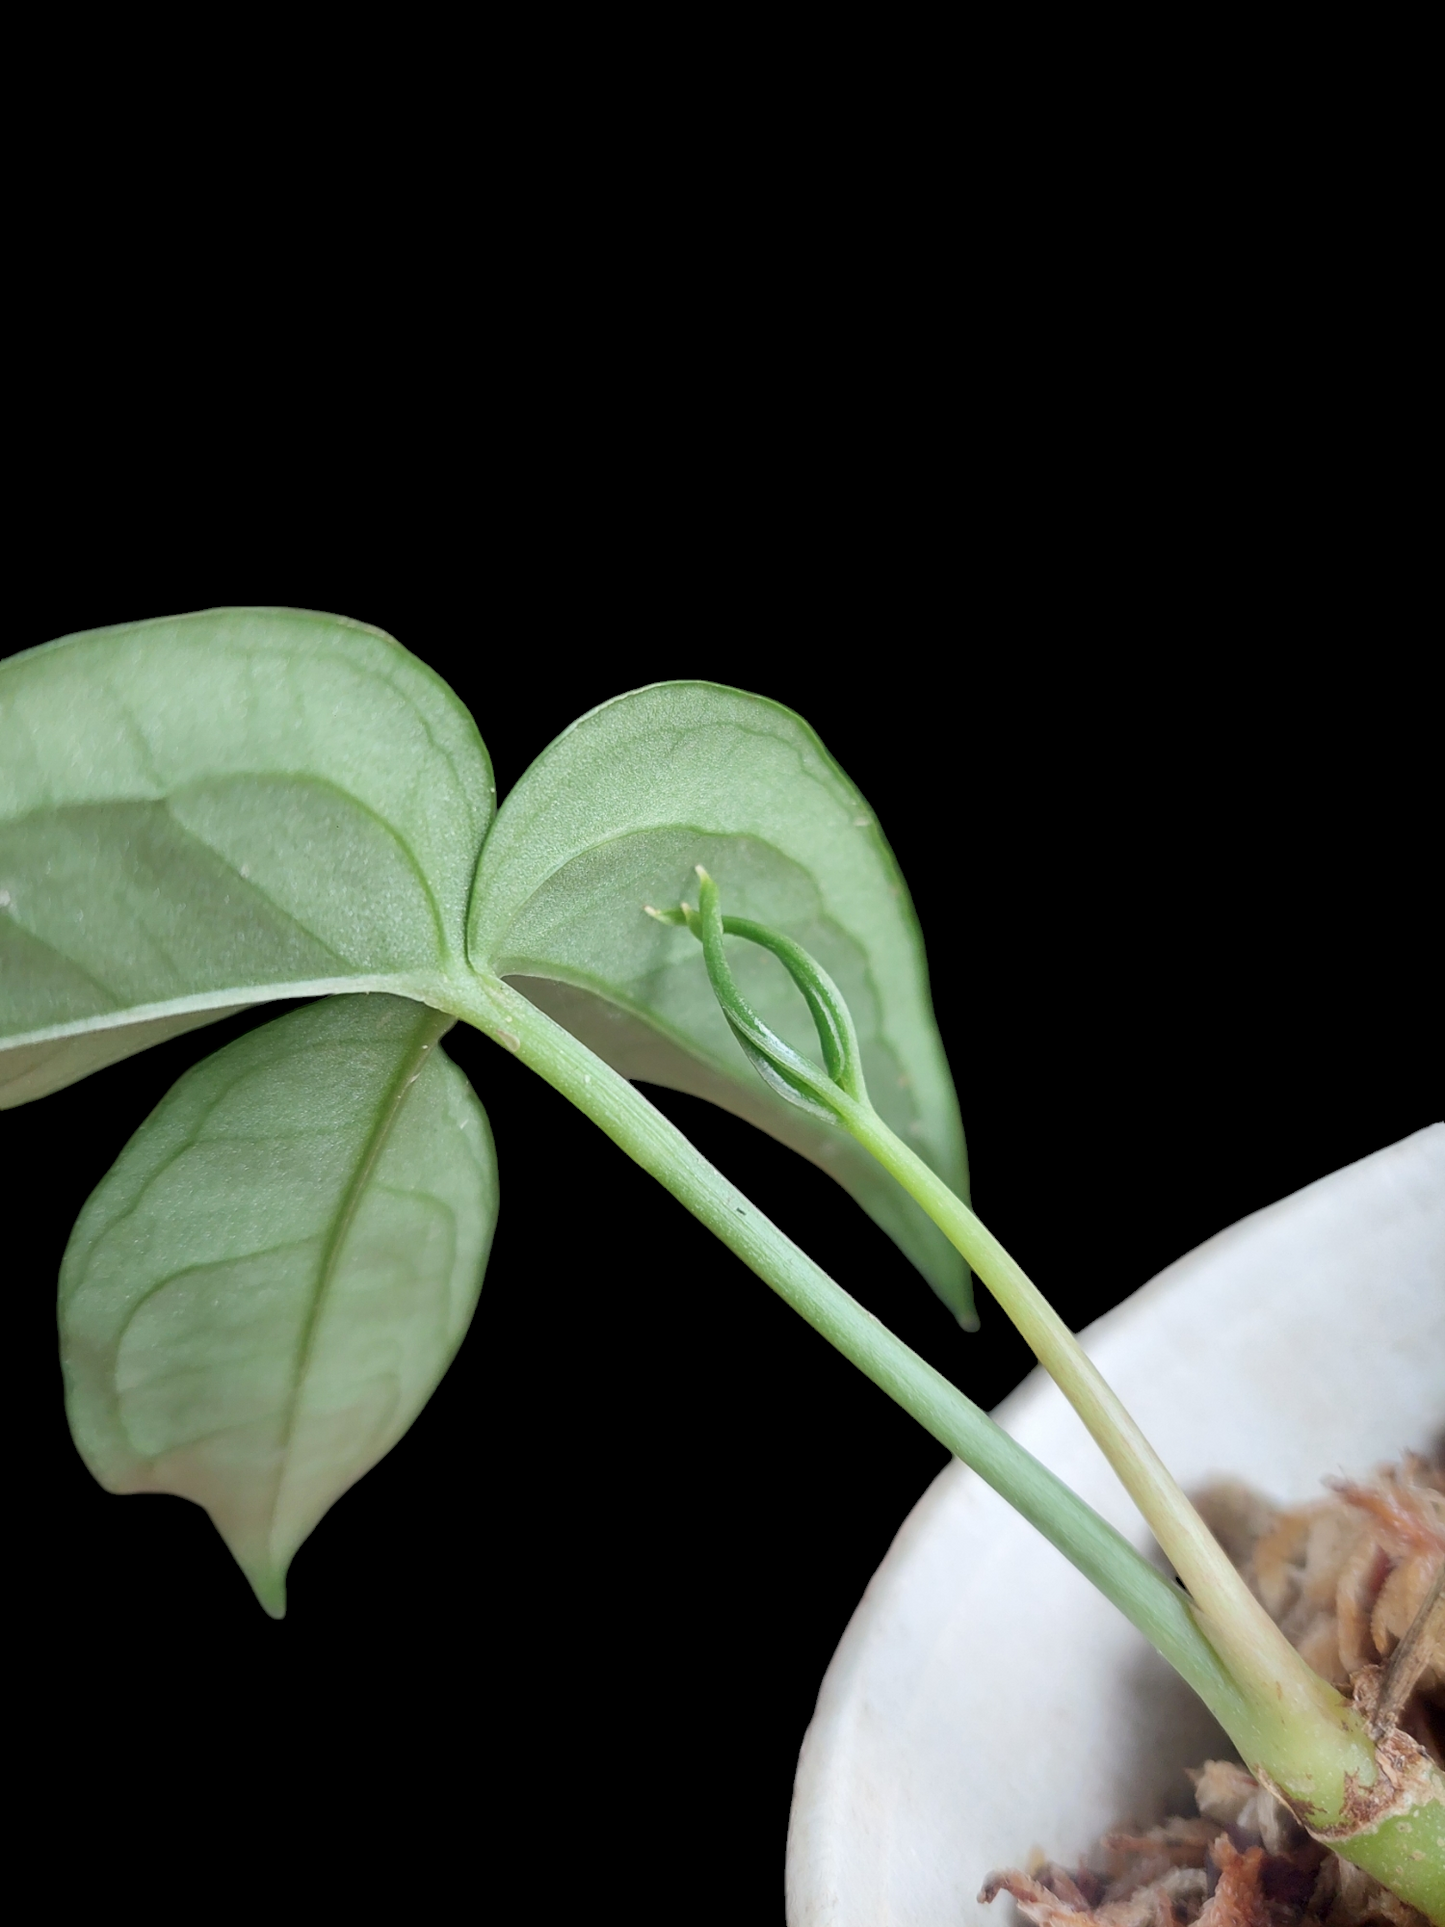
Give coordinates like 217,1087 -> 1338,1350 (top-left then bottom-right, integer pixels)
467,682 -> 969,1318
1,609 -> 492,1106
59,994 -> 496,1616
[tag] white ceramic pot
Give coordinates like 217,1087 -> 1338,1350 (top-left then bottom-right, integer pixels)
786,1125 -> 1445,1926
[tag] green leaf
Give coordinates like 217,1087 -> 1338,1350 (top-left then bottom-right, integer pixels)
467,682 -> 970,1317
0,609 -> 493,1106
59,994 -> 497,1617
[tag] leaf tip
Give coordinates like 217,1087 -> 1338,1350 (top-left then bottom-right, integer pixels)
242,1562 -> 289,1620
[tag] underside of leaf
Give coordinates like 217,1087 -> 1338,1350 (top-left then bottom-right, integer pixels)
468,682 -> 971,1316
1,610 -> 494,1104
59,994 -> 498,1615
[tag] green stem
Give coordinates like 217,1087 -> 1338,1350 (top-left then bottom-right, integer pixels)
684,881 -> 1355,1763
438,968 -> 1242,1726
838,1102 -> 1321,1697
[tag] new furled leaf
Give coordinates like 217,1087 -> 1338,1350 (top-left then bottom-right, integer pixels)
466,682 -> 971,1319
59,994 -> 497,1616
0,609 -> 494,1105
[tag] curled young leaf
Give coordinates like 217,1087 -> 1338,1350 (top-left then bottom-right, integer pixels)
0,610 -> 493,1106
467,682 -> 970,1319
59,994 -> 497,1616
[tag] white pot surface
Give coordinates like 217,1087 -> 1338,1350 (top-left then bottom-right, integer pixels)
786,1125 -> 1445,1926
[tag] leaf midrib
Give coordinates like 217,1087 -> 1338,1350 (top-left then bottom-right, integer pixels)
0,977 -> 447,1055
265,1004 -> 454,1553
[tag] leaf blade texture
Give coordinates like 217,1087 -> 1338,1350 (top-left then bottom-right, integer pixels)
0,608 -> 493,1105
59,994 -> 497,1616
468,681 -> 969,1314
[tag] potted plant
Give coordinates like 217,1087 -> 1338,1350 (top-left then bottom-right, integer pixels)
3,610 -> 1438,1914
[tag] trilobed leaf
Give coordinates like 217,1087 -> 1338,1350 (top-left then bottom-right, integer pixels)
0,609 -> 493,1107
467,682 -> 969,1318
59,994 -> 497,1616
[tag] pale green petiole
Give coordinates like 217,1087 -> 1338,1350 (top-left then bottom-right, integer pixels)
650,872 -> 1445,1905
440,968 -> 1247,1730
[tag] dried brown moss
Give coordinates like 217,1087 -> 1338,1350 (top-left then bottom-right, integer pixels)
980,1457 -> 1444,1927
1202,1453 -> 1444,1763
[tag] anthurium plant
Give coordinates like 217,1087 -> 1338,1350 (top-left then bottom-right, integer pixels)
2,610 -> 1439,1914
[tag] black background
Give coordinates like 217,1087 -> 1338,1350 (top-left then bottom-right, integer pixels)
8,259 -> 1437,1914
